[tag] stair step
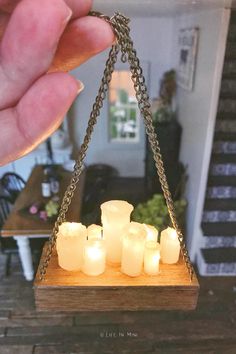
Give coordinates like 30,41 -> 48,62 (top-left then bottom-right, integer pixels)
218,98 -> 236,114
215,120 -> 236,134
208,175 -> 236,186
228,24 -> 236,41
211,154 -> 236,163
216,112 -> 236,120
219,93 -> 236,100
225,42 -> 236,60
197,248 -> 236,276
197,252 -> 236,277
206,186 -> 236,198
202,210 -> 236,223
202,235 -> 236,248
206,184 -> 236,200
230,12 -> 236,24
223,61 -> 236,76
213,141 -> 236,154
204,199 -> 236,210
202,222 -> 236,236
221,79 -> 236,95
201,248 -> 236,263
214,132 -> 236,141
210,163 -> 236,176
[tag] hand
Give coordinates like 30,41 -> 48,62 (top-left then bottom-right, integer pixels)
0,0 -> 114,165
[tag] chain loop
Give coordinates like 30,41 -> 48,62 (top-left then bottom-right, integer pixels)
39,11 -> 194,281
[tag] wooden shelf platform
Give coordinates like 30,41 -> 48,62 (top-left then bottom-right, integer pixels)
34,244 -> 199,312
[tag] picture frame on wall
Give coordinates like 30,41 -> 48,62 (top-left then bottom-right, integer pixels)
177,27 -> 199,91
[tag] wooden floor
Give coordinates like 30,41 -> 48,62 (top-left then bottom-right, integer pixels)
0,253 -> 235,354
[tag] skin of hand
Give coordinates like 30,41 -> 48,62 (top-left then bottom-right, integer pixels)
0,0 -> 114,166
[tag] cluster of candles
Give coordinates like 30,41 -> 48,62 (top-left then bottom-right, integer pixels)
56,200 -> 181,277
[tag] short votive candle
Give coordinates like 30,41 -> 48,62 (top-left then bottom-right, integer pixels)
101,200 -> 133,264
87,224 -> 103,240
143,224 -> 158,242
160,227 -> 180,264
56,222 -> 87,271
144,241 -> 160,275
121,222 -> 146,277
82,239 -> 106,276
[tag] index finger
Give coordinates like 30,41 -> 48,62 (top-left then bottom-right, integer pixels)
0,0 -> 92,16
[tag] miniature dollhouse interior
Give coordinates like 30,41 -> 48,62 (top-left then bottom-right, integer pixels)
0,0 -> 235,352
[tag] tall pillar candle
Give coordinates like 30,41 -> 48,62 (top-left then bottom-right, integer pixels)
160,227 -> 180,264
82,239 -> 106,276
144,241 -> 160,275
56,222 -> 87,271
121,222 -> 146,277
101,200 -> 133,264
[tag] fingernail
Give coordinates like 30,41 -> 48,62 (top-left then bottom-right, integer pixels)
77,80 -> 84,94
64,8 -> 72,23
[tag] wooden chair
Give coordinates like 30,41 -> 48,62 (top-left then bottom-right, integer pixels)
1,172 -> 26,203
0,196 -> 18,276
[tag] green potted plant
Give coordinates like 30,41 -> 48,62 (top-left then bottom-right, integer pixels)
132,194 -> 187,237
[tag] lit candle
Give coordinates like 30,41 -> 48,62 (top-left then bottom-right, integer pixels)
101,200 -> 134,264
82,239 -> 106,276
87,224 -> 103,240
160,227 -> 180,264
143,224 -> 158,242
56,222 -> 87,271
144,241 -> 160,275
121,222 -> 146,277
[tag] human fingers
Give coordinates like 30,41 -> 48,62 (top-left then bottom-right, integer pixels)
50,16 -> 114,72
0,72 -> 82,166
0,0 -> 92,41
0,0 -> 91,15
0,0 -> 72,109
0,0 -> 20,13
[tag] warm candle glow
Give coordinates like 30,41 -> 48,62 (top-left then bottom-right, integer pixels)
143,224 -> 158,242
121,222 -> 146,277
56,222 -> 87,271
101,200 -> 133,264
160,227 -> 180,264
82,239 -> 106,276
144,241 -> 160,275
87,224 -> 103,240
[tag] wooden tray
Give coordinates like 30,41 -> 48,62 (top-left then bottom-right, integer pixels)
34,243 -> 199,312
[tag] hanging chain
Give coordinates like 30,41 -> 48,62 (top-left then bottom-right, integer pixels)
39,43 -> 119,280
39,11 -> 195,281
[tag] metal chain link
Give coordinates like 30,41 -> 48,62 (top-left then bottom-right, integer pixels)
39,42 -> 119,280
39,11 -> 195,281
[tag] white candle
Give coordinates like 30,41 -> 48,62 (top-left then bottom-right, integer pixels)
160,227 -> 180,264
121,222 -> 146,277
87,224 -> 103,240
143,224 -> 158,242
82,239 -> 106,276
56,222 -> 87,271
101,200 -> 133,264
144,241 -> 160,275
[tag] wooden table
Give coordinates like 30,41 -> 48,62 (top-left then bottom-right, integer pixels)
1,165 -> 85,281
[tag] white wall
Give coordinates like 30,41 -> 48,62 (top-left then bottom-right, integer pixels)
70,17 -> 174,176
171,9 -> 230,259
130,17 -> 174,97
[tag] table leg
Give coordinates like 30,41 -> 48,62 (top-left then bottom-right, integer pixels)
14,236 -> 34,281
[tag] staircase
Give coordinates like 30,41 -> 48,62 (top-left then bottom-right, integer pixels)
197,12 -> 236,275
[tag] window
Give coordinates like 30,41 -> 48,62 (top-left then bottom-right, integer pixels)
109,70 -> 139,143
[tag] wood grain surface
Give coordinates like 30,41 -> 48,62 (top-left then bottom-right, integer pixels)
1,165 -> 85,237
34,244 -> 199,312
